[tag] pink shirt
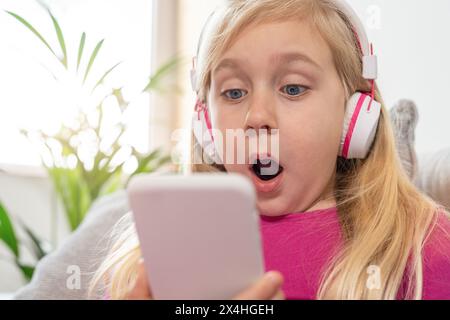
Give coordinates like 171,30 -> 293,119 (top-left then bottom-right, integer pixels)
259,207 -> 450,300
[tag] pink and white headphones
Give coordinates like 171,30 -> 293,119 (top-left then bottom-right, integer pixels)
191,0 -> 381,161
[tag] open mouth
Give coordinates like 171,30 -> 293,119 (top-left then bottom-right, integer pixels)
250,156 -> 284,181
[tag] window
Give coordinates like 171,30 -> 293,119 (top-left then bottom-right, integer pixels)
0,0 -> 153,167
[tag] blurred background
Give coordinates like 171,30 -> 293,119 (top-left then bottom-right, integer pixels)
0,0 -> 449,294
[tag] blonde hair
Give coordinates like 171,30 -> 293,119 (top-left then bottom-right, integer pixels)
90,0 -> 447,299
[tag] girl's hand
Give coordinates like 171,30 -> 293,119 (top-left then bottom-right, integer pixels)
233,271 -> 285,300
126,260 -> 153,300
126,261 -> 284,300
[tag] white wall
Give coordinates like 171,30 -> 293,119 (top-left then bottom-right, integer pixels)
0,0 -> 154,166
178,0 -> 450,154
0,167 -> 69,293
346,0 -> 450,154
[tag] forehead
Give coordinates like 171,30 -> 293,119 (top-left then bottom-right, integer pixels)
212,19 -> 334,75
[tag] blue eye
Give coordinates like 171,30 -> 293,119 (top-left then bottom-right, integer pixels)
223,89 -> 246,100
282,85 -> 307,97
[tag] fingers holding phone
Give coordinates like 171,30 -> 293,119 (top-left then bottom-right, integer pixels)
126,260 -> 153,300
127,262 -> 284,300
233,271 -> 285,300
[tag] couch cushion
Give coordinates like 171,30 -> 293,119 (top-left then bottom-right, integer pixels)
416,149 -> 450,210
13,190 -> 129,299
389,99 -> 419,180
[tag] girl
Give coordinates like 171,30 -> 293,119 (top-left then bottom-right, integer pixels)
90,0 -> 450,300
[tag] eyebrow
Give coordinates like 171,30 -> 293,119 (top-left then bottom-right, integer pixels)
213,59 -> 242,74
270,52 -> 323,71
214,51 -> 323,74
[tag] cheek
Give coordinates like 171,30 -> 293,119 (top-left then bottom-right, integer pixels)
280,116 -> 340,200
282,101 -> 344,157
215,105 -> 243,132
214,108 -> 248,166
224,163 -> 245,176
279,96 -> 345,184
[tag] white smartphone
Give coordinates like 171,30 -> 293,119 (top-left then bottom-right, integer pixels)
127,173 -> 265,300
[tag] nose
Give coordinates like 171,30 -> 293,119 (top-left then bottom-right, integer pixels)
244,92 -> 278,133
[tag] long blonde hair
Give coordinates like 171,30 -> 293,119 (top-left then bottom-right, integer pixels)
90,0 -> 446,300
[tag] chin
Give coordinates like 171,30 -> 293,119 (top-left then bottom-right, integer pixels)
256,197 -> 290,217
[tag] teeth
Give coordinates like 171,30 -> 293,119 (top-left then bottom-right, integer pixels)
252,159 -> 283,181
249,154 -> 279,167
259,158 -> 272,167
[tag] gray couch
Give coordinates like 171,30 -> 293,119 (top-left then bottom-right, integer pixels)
14,100 -> 450,299
14,190 -> 130,299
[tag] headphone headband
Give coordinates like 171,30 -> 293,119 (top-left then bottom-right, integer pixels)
333,0 -> 377,80
190,0 -> 378,92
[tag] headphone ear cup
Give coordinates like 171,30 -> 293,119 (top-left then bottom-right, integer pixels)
339,92 -> 381,159
192,101 -> 222,163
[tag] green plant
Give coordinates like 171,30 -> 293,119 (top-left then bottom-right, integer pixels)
7,8 -> 178,231
0,201 -> 49,281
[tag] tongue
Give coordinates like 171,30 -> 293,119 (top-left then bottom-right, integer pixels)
253,159 -> 283,181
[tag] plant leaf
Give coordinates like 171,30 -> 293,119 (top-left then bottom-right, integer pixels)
126,149 -> 171,185
6,11 -> 58,61
0,202 -> 19,257
91,61 -> 122,93
142,57 -> 181,92
112,87 -> 128,111
99,170 -> 123,197
76,32 -> 86,73
17,262 -> 34,281
48,9 -> 68,68
83,39 -> 104,84
134,149 -> 161,173
48,167 -> 92,231
17,219 -> 47,260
